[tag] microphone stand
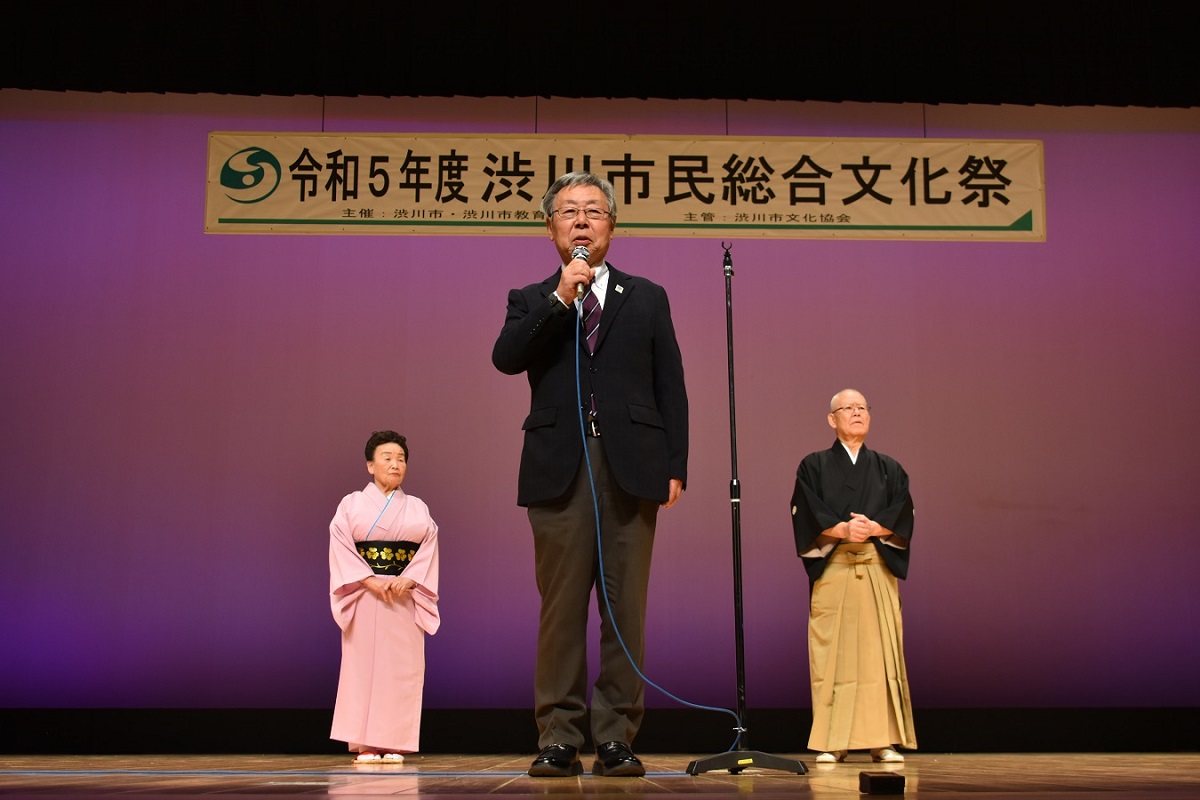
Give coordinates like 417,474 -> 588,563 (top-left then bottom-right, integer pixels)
686,245 -> 807,776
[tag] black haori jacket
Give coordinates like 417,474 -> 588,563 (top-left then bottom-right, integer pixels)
790,441 -> 915,583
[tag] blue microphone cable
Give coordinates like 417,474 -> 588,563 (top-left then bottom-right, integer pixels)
573,297 -> 745,752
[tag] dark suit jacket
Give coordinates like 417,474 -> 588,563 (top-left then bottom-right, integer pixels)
492,263 -> 688,506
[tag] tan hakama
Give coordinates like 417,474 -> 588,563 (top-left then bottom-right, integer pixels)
808,542 -> 916,752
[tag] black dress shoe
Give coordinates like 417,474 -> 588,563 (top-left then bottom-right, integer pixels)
592,741 -> 645,777
528,743 -> 583,777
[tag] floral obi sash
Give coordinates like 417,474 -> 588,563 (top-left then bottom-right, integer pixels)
357,541 -> 420,575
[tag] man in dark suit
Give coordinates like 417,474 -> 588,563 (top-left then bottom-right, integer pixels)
492,171 -> 688,778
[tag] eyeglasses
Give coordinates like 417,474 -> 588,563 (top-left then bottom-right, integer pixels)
552,207 -> 611,221
832,405 -> 871,415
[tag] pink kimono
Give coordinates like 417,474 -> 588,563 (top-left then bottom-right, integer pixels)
329,483 -> 440,754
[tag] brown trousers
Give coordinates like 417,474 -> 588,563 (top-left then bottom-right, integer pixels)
528,437 -> 659,748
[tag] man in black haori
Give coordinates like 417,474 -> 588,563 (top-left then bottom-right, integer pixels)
790,388 -> 916,764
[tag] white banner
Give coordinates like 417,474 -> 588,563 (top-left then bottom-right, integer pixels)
206,133 -> 1045,241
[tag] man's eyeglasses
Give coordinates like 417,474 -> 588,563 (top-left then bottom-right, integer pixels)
832,405 -> 871,415
552,207 -> 611,221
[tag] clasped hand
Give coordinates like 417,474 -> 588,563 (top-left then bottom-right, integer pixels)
840,512 -> 881,542
363,575 -> 415,603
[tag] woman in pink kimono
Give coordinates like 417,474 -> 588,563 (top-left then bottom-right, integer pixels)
329,430 -> 440,763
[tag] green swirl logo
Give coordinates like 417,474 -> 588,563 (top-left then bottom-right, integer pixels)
220,147 -> 281,204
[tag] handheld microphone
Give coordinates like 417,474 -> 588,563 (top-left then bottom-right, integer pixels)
571,245 -> 590,299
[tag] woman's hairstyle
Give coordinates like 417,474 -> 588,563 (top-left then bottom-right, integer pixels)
365,430 -> 409,462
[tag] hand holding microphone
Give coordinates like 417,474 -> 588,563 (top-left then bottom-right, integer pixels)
571,245 -> 590,299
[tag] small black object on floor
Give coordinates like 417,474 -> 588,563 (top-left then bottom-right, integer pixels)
859,770 -> 905,794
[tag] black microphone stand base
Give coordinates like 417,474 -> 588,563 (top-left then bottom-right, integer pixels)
686,749 -> 807,776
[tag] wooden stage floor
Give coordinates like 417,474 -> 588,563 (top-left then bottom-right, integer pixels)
1,753 -> 1197,798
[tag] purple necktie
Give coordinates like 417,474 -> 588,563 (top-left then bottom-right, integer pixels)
582,288 -> 601,353
581,289 -> 602,420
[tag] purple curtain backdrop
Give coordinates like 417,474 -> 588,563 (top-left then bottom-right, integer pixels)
1,91 -> 1197,711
